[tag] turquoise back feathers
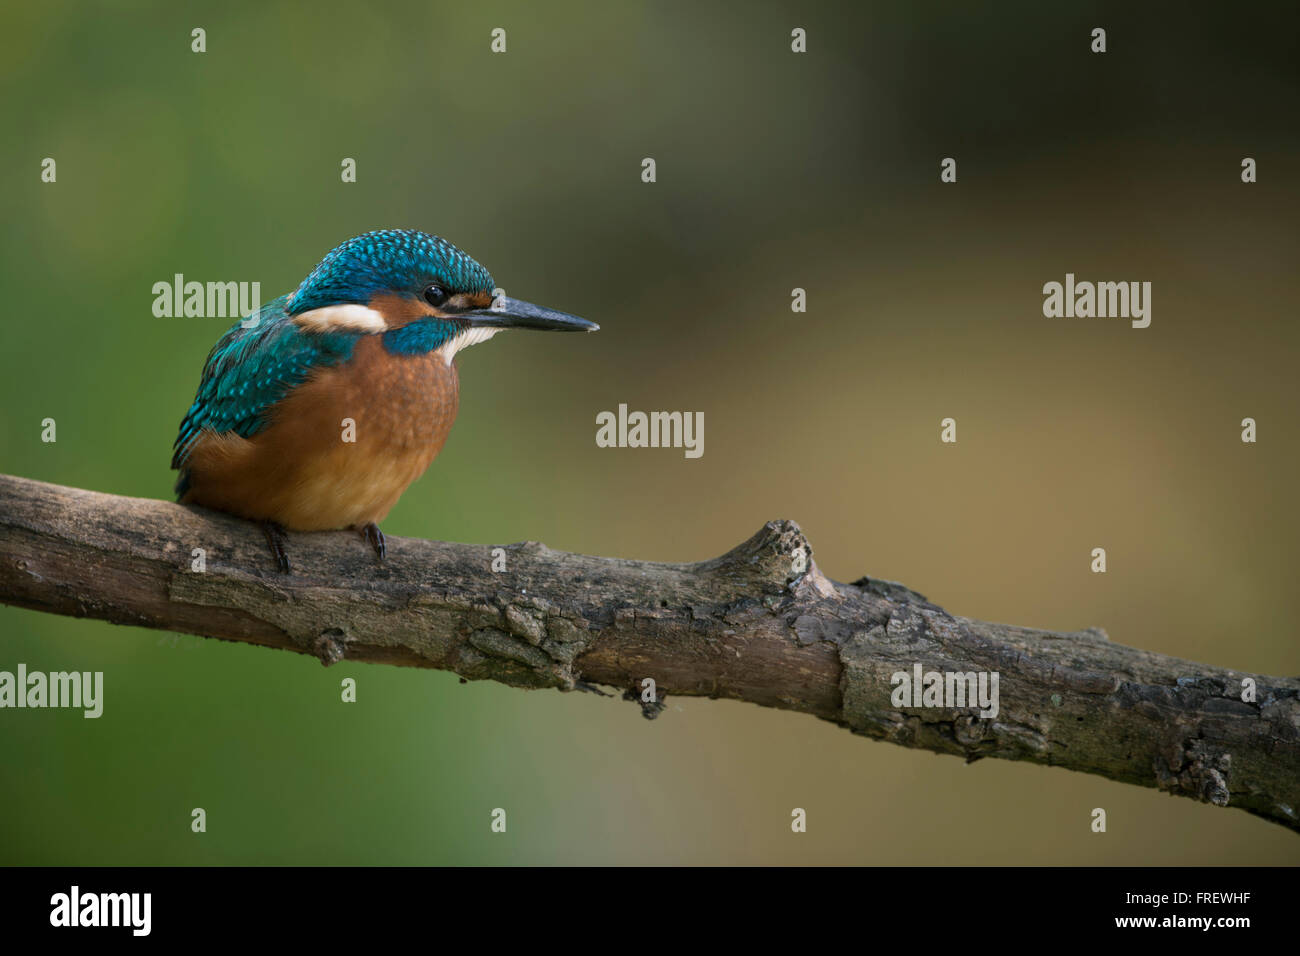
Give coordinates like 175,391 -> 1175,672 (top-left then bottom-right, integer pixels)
171,296 -> 357,495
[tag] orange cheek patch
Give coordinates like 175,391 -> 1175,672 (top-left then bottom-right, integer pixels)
369,292 -> 440,328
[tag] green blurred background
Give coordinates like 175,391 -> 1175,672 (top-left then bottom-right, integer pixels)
2,1 -> 1298,864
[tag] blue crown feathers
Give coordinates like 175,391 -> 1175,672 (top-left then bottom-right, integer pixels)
286,229 -> 495,315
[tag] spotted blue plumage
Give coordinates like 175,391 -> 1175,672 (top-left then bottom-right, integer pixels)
287,229 -> 495,315
171,295 -> 359,496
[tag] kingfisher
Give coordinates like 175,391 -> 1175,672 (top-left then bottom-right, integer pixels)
172,228 -> 598,572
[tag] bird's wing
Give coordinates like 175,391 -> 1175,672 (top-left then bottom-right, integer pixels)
171,295 -> 359,477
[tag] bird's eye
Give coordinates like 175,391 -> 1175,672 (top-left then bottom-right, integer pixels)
423,284 -> 449,308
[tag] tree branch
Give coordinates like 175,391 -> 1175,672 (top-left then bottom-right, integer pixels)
1,473 -> 1297,832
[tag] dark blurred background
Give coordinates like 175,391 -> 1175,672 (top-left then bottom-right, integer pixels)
2,1 -> 1298,863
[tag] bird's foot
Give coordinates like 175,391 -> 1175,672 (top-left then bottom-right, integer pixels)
359,523 -> 386,561
260,520 -> 291,573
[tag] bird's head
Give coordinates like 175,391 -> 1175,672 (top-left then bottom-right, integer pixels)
285,229 -> 597,357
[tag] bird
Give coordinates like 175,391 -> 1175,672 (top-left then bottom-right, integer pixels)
172,228 -> 598,572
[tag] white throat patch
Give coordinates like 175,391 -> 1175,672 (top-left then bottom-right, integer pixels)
437,326 -> 502,365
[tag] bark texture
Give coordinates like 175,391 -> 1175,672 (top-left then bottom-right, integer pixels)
1,473 -> 1297,832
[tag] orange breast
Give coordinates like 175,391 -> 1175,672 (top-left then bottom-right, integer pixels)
182,336 -> 459,530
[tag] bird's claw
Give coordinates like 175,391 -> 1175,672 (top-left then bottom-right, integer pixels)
360,523 -> 386,561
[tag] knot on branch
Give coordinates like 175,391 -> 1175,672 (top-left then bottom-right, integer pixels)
702,520 -> 834,598
1156,737 -> 1232,807
453,597 -> 596,691
314,628 -> 346,666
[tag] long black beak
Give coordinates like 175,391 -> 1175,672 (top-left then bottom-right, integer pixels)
463,295 -> 599,332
